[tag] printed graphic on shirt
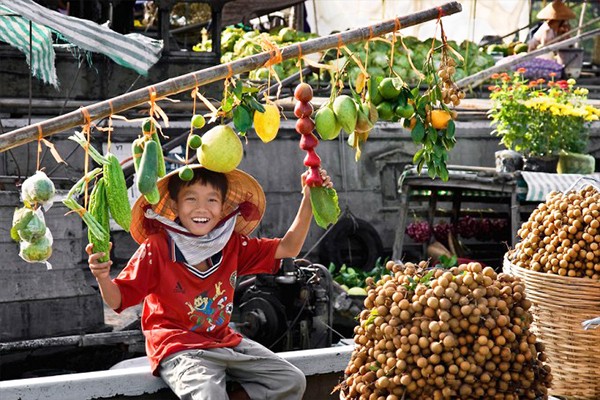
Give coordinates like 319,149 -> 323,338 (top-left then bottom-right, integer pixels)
185,281 -> 232,332
229,271 -> 237,289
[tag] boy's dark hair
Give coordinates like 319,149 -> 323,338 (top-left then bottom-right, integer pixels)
168,168 -> 228,201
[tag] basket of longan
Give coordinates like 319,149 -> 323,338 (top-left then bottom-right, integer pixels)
505,183 -> 600,399
336,260 -> 552,400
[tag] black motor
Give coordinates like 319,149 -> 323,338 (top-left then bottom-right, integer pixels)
233,258 -> 333,352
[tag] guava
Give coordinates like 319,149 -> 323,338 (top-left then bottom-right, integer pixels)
19,234 -> 53,263
11,207 -> 35,242
17,212 -> 47,242
21,170 -> 55,205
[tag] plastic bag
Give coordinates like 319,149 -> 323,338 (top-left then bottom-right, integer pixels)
19,227 -> 54,269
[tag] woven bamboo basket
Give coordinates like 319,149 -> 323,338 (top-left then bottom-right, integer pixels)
504,256 -> 600,399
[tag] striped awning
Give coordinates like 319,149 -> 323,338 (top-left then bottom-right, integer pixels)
520,172 -> 600,202
0,5 -> 58,87
0,0 -> 162,79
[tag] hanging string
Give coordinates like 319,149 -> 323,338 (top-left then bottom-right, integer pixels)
261,35 -> 283,101
80,107 -> 92,208
36,125 -> 43,171
187,86 -> 199,164
389,18 -> 401,75
296,44 -> 304,84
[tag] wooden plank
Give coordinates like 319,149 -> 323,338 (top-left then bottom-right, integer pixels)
0,345 -> 354,400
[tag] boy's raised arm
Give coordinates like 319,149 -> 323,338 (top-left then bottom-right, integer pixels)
275,169 -> 332,259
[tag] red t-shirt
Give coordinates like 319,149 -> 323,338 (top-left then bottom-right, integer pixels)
113,231 -> 281,374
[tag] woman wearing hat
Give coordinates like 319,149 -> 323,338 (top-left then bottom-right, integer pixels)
86,164 -> 333,400
528,0 -> 576,51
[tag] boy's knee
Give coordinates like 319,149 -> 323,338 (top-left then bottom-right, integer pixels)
284,364 -> 306,396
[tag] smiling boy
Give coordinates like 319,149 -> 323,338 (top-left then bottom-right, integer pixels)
87,165 -> 332,400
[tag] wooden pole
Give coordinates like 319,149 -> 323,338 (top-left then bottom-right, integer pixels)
0,1 -> 462,153
456,27 -> 600,89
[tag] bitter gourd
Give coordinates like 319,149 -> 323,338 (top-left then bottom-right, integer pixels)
104,153 -> 132,232
88,178 -> 110,262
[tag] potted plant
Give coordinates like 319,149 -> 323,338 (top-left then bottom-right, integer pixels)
488,69 -> 599,173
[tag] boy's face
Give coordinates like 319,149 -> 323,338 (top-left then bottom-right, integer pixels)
170,181 -> 225,236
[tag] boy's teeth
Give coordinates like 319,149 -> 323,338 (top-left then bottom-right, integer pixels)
192,217 -> 209,223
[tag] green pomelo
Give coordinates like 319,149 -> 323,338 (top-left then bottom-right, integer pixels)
376,101 -> 395,121
197,125 -> 243,173
395,102 -> 415,119
378,77 -> 403,100
315,106 -> 340,140
332,95 -> 358,134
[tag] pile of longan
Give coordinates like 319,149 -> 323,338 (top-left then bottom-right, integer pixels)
338,261 -> 552,400
512,186 -> 600,279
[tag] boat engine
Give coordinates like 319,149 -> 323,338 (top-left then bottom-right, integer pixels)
234,258 -> 333,352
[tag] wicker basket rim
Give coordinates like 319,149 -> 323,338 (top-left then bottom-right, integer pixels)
503,255 -> 600,289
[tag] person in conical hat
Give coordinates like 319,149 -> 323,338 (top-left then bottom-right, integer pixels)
86,164 -> 333,399
528,0 -> 576,51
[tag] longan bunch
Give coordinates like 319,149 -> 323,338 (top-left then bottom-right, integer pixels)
339,261 -> 552,400
438,55 -> 465,107
513,185 -> 600,279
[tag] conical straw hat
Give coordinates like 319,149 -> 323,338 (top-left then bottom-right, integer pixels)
130,165 -> 265,244
537,0 -> 576,20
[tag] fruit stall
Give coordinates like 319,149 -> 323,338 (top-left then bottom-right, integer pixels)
2,1 -> 600,399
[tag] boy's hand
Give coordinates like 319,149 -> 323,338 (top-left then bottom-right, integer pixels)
301,168 -> 333,194
86,242 -> 113,280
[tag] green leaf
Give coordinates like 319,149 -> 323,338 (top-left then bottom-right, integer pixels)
421,270 -> 435,285
411,86 -> 420,99
233,105 -> 253,133
447,120 -> 456,139
310,186 -> 341,229
411,120 -> 425,143
427,165 -> 436,179
233,80 -> 243,100
245,95 -> 266,113
439,164 -> 449,181
413,148 -> 425,164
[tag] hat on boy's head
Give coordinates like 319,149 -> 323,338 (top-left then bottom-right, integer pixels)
130,164 -> 266,244
537,0 -> 576,20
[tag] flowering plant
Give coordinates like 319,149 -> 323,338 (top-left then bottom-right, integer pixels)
488,69 -> 599,157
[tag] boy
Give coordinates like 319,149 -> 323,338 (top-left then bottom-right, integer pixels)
87,164 -> 332,400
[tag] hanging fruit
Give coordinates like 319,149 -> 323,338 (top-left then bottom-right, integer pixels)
294,82 -> 340,228
197,124 -> 243,173
253,103 -> 281,143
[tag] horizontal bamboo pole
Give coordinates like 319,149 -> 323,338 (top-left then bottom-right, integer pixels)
0,1 -> 462,153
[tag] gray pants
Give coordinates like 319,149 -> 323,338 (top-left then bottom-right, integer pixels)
159,338 -> 307,400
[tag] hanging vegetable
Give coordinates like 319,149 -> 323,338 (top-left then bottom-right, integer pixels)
294,82 -> 340,228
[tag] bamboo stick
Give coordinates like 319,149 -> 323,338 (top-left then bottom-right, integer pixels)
0,1 -> 462,153
456,27 -> 600,89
